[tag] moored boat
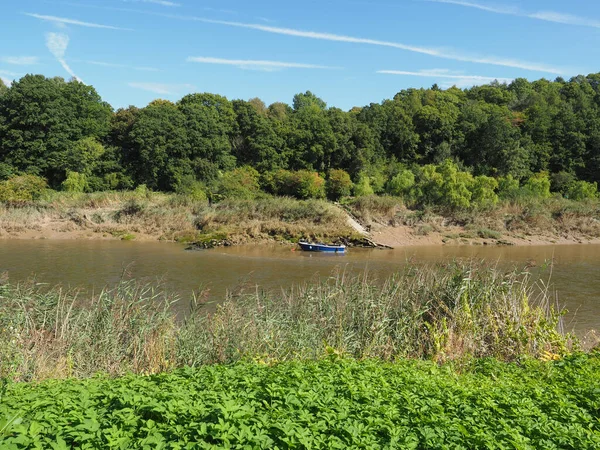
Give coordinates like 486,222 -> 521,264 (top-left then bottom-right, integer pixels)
298,241 -> 346,253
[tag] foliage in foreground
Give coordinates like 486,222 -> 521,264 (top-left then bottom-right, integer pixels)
1,355 -> 600,449
0,262 -> 577,381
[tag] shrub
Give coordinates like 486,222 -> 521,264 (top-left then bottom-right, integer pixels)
386,168 -> 415,198
61,171 -> 89,193
471,175 -> 499,208
353,174 -> 374,197
415,160 -> 473,210
290,170 -> 326,199
551,171 -> 576,195
215,167 -> 261,200
325,169 -> 353,200
525,171 -> 551,198
260,169 -> 294,196
567,180 -> 598,201
497,174 -> 520,200
437,160 -> 473,209
174,175 -> 208,201
0,175 -> 48,201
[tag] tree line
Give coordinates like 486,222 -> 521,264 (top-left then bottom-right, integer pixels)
0,73 -> 599,205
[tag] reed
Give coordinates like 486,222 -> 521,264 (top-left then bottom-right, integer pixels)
0,262 -> 585,381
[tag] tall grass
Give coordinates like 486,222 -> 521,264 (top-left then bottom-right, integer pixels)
347,195 -> 600,240
0,262 -> 584,382
0,191 -> 356,243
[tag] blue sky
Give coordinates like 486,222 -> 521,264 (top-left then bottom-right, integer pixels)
1,0 -> 599,110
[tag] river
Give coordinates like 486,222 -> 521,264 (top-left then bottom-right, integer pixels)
0,240 -> 598,334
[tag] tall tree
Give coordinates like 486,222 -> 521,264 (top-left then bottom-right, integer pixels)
0,75 -> 112,186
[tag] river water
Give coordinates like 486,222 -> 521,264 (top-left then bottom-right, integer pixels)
0,240 -> 599,334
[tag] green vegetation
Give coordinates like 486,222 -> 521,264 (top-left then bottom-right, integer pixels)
345,194 -> 600,242
0,262 -> 579,381
1,74 -> 600,210
1,355 -> 599,449
1,261 -> 598,448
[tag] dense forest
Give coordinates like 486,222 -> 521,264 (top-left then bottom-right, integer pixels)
0,73 -> 599,206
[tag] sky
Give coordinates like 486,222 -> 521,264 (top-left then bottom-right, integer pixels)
1,0 -> 599,110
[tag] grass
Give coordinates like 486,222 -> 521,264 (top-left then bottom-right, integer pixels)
346,195 -> 600,242
1,356 -> 599,448
0,191 -> 357,245
0,261 -> 587,382
1,191 -> 598,245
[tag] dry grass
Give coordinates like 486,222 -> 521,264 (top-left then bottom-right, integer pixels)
0,191 -> 357,243
347,195 -> 600,242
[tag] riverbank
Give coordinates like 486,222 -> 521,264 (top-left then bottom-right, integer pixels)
0,191 -> 599,247
1,263 -> 599,447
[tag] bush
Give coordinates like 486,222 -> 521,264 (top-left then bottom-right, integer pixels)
0,175 -> 48,201
174,175 -> 208,201
386,168 -> 415,198
325,169 -> 353,200
551,171 -> 576,195
471,175 -> 499,208
497,174 -> 520,200
292,170 -> 326,199
415,160 -> 472,210
437,160 -> 473,209
567,180 -> 598,201
525,171 -> 551,198
61,171 -> 88,193
214,166 -> 260,200
353,174 -> 374,197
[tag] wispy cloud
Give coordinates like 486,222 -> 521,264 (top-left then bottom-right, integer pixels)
187,56 -> 340,71
424,0 -> 600,28
75,60 -> 160,72
192,18 -> 563,74
203,7 -> 237,15
378,68 -> 513,87
122,0 -> 181,7
0,56 -> 39,65
45,32 -> 82,82
26,13 -> 133,31
128,82 -> 195,95
47,4 -> 566,74
0,69 -> 20,77
0,69 -> 20,86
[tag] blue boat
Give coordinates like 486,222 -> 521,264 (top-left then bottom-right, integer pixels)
298,241 -> 346,253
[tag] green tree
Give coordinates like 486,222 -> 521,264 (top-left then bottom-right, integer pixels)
497,175 -> 520,200
178,93 -> 237,171
567,180 -> 598,200
214,166 -> 261,200
326,169 -> 353,200
0,75 -> 112,187
291,170 -> 326,199
353,174 -> 375,197
292,91 -> 327,111
129,99 -> 190,190
232,100 -> 285,171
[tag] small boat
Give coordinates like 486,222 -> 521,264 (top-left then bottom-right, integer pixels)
298,241 -> 346,253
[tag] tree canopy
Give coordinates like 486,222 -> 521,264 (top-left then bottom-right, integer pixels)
1,73 -> 600,197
